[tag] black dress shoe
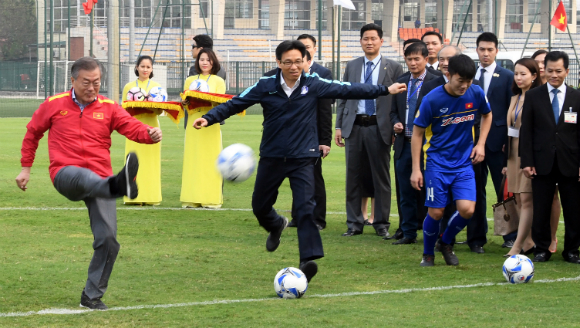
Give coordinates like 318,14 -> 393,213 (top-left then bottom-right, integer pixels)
287,220 -> 297,228
384,229 -> 403,240
502,240 -> 515,248
299,261 -> 318,282
532,252 -> 550,262
376,228 -> 390,238
563,253 -> 580,264
266,216 -> 288,252
364,220 -> 373,226
470,245 -> 485,254
392,237 -> 417,245
342,229 -> 362,237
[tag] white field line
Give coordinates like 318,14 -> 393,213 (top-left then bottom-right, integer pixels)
0,207 -> 566,224
1,275 -> 579,318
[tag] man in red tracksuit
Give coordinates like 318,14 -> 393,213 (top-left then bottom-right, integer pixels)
15,57 -> 163,310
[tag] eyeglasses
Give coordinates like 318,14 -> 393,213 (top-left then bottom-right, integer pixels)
80,81 -> 101,88
281,60 -> 304,68
192,44 -> 199,49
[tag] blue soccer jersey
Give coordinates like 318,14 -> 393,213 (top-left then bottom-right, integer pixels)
414,84 -> 491,172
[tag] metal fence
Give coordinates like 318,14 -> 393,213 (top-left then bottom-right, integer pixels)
3,57 -> 580,118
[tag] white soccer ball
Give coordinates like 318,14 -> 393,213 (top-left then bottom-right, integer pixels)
502,254 -> 535,284
274,267 -> 308,299
127,87 -> 146,101
216,143 -> 256,183
189,79 -> 210,92
147,86 -> 168,102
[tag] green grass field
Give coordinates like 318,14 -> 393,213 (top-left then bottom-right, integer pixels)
1,115 -> 579,327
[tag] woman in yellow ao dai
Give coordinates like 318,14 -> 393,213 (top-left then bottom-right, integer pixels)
121,55 -> 162,205
181,49 -> 226,208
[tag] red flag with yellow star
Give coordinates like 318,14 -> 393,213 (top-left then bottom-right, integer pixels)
550,1 -> 567,32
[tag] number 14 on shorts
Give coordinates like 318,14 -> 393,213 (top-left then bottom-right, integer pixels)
427,187 -> 435,202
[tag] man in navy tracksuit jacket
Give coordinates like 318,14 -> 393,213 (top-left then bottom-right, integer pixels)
192,40 -> 406,283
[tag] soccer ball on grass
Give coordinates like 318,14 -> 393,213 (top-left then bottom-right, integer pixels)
502,254 -> 534,284
274,267 -> 308,299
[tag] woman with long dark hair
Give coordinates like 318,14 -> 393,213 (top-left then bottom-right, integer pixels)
181,49 -> 226,208
121,55 -> 162,205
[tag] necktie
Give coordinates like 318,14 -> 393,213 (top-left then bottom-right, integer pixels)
551,89 -> 560,123
406,78 -> 419,137
479,68 -> 486,93
364,61 -> 375,116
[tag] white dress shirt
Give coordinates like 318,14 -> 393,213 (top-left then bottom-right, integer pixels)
357,54 -> 382,115
547,82 -> 567,116
427,61 -> 439,70
475,61 -> 496,95
280,74 -> 301,98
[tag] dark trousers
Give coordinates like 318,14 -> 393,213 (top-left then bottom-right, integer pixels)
532,157 -> 580,256
291,156 -> 327,228
53,166 -> 120,300
252,157 -> 324,262
344,124 -> 391,232
395,140 -> 420,239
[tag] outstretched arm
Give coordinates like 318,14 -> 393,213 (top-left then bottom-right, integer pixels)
18,101 -> 52,191
198,82 -> 263,128
316,77 -> 406,100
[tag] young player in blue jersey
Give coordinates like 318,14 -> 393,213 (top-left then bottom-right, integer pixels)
410,54 -> 492,266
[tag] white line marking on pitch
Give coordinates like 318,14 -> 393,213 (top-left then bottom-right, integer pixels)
1,275 -> 578,318
0,207 -> 565,224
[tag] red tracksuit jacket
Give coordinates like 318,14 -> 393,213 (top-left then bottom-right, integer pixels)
21,90 -> 155,182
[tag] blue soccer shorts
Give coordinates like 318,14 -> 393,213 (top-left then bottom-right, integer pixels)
424,167 -> 476,208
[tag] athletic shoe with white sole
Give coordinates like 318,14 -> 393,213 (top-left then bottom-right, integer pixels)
80,290 -> 108,310
114,152 -> 139,199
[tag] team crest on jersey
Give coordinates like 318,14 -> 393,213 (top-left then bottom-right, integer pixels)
441,114 -> 475,126
60,111 -> 68,116
301,86 -> 309,95
439,108 -> 449,113
93,112 -> 104,120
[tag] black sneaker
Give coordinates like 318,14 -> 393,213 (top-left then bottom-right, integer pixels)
299,260 -> 318,283
115,152 -> 139,199
266,216 -> 288,252
420,254 -> 435,267
80,291 -> 108,310
440,243 -> 459,266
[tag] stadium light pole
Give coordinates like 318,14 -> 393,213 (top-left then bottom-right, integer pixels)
548,0 -> 552,52
108,0 -> 120,101
130,0 -> 135,63
50,0 -> 54,96
318,0 -> 322,61
68,0 -> 71,61
44,0 -> 47,99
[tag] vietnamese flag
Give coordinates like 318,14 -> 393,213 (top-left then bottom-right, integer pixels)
550,1 -> 567,32
82,0 -> 98,15
465,103 -> 473,109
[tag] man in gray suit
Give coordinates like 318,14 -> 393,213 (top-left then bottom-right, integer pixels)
335,23 -> 404,238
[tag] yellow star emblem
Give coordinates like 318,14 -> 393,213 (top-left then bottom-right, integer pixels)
558,14 -> 566,25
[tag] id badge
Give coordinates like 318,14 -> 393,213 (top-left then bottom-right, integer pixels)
508,126 -> 520,137
564,112 -> 578,124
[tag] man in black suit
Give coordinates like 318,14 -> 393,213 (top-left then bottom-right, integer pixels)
264,34 -> 333,230
389,42 -> 437,245
474,32 -> 515,251
419,45 -> 487,253
520,51 -> 580,264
